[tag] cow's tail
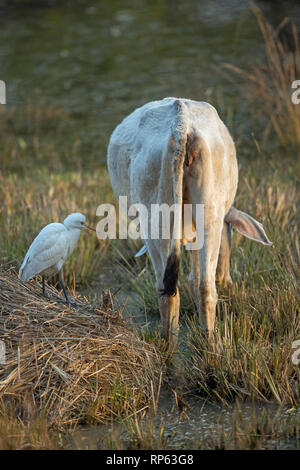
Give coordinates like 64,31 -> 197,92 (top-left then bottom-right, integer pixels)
162,100 -> 188,296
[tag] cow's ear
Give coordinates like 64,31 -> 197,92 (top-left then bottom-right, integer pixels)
225,207 -> 272,246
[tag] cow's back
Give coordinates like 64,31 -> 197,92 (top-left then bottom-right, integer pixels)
107,97 -> 238,211
107,98 -> 180,203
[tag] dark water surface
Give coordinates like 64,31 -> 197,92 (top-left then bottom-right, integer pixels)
1,0 -> 299,166
63,389 -> 300,450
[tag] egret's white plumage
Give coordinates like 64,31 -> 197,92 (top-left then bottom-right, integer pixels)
19,212 -> 94,302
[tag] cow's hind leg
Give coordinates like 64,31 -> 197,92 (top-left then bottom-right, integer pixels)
198,212 -> 224,336
146,239 -> 180,350
188,249 -> 200,307
216,221 -> 232,287
158,289 -> 180,351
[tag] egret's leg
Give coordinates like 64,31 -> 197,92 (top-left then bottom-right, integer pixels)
58,270 -> 69,304
42,276 -> 45,295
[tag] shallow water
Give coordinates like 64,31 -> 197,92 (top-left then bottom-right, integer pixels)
1,0 -> 300,449
1,0 -> 299,168
63,388 -> 300,449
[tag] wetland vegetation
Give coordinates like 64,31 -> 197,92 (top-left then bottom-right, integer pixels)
0,0 -> 299,450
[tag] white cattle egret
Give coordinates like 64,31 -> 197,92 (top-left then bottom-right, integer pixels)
19,212 -> 95,303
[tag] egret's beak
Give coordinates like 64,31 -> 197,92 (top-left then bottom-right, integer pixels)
83,223 -> 96,232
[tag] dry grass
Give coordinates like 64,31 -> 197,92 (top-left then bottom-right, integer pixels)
0,412 -> 59,450
0,93 -> 113,288
0,170 -> 112,287
180,175 -> 300,406
0,264 -> 163,429
121,166 -> 300,406
225,6 -> 300,150
0,93 -> 101,174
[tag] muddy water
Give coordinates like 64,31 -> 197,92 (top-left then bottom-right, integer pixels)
63,391 -> 234,449
63,389 -> 300,449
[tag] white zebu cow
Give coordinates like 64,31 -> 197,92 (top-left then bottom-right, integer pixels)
107,97 -> 271,349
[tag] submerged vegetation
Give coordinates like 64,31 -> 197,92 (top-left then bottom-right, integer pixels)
0,5 -> 299,450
